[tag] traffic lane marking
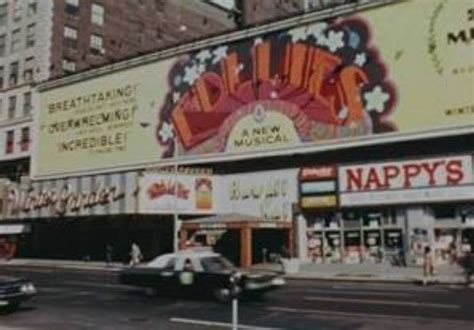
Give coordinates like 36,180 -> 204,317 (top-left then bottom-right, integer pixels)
170,317 -> 283,330
329,283 -> 451,293
304,288 -> 413,297
267,306 -> 472,325
303,296 -> 460,309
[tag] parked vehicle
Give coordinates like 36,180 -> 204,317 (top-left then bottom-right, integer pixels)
0,276 -> 36,311
119,249 -> 285,302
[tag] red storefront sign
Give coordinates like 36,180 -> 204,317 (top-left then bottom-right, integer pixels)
338,155 -> 474,206
339,156 -> 472,192
299,166 -> 337,181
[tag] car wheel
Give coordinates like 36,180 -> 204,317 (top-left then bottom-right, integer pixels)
144,287 -> 157,297
213,288 -> 232,303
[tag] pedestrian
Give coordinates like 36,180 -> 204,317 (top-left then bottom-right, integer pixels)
129,242 -> 143,266
105,244 -> 113,266
449,241 -> 457,265
308,236 -> 318,263
422,246 -> 434,285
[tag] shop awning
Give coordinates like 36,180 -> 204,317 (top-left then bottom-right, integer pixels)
0,224 -> 31,235
181,213 -> 292,230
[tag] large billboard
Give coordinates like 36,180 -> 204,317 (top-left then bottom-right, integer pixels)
35,0 -> 473,178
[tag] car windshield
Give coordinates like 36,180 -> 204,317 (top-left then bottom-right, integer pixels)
201,256 -> 235,273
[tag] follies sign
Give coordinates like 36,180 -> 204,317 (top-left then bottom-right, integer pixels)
159,20 -> 395,157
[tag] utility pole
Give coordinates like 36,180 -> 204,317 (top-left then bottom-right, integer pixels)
230,272 -> 242,330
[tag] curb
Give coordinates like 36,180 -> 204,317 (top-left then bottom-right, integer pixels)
0,261 -> 124,273
282,274 -> 468,285
2,260 -> 470,286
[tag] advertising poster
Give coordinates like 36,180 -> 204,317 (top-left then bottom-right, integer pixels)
35,0 -> 473,178
217,169 -> 298,221
138,173 -> 216,214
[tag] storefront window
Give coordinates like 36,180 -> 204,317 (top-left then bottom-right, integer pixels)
461,230 -> 473,254
433,205 -> 456,219
434,229 -> 457,265
362,210 -> 382,228
384,230 -> 403,251
344,231 -> 361,264
307,232 -> 323,263
325,231 -> 342,263
342,210 -> 361,229
363,230 -> 382,263
322,212 -> 340,229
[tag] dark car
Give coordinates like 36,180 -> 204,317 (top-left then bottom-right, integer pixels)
119,249 -> 285,302
0,276 -> 36,311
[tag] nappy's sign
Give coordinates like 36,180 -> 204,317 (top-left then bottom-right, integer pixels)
339,155 -> 474,206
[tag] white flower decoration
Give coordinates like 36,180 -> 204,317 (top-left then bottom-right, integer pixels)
354,53 -> 367,67
338,106 -> 349,120
159,122 -> 175,143
364,86 -> 390,113
196,63 -> 206,75
172,92 -> 181,104
195,49 -> 212,63
270,91 -> 278,99
288,27 -> 307,42
212,46 -> 228,64
234,63 -> 244,75
254,37 -> 263,46
325,30 -> 345,52
183,65 -> 200,86
306,23 -> 328,45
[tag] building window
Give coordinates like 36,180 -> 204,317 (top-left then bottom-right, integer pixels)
65,0 -> 79,15
26,23 -> 35,48
5,130 -> 14,154
62,58 -> 76,74
91,3 -> 104,26
23,92 -> 32,116
27,1 -> 37,17
90,34 -> 104,54
20,127 -> 30,152
8,96 -> 17,120
433,205 -> 457,220
23,57 -> 34,82
13,0 -> 22,22
0,3 -> 8,26
0,66 -> 3,89
64,26 -> 78,48
9,62 -> 19,86
11,29 -> 21,53
0,34 -> 5,56
154,0 -> 164,11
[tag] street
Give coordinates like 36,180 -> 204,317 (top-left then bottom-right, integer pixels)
0,266 -> 473,330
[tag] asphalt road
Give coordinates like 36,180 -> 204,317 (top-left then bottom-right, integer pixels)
0,266 -> 473,330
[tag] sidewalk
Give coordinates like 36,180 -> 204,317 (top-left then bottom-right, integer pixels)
1,258 -> 471,286
252,261 -> 470,285
0,258 -> 125,272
